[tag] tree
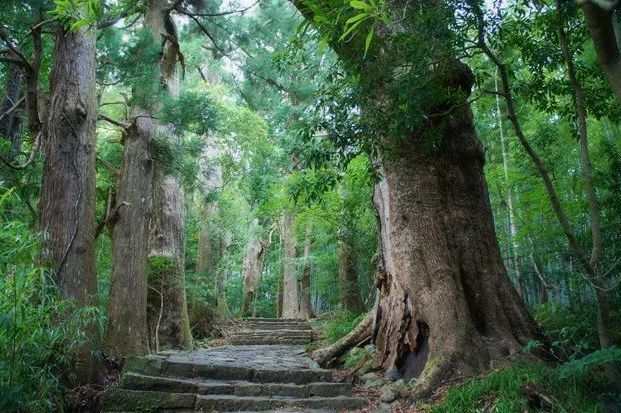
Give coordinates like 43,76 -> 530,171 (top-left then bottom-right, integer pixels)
241,217 -> 266,317
292,0 -> 542,394
39,22 -> 99,384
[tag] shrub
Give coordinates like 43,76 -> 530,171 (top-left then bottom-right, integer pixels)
0,188 -> 102,412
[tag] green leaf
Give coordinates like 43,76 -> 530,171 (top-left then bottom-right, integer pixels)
364,23 -> 375,58
346,13 -> 369,25
339,18 -> 366,41
350,1 -> 370,10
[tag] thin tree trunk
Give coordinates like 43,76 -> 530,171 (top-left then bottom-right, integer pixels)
557,1 -> 621,388
0,63 -> 23,155
241,218 -> 266,317
39,25 -> 99,384
495,71 -> 524,300
337,203 -> 365,314
298,219 -> 313,319
217,231 -> 233,316
281,210 -> 299,319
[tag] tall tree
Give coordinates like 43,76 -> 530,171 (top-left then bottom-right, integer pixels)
241,217 -> 266,317
298,219 -> 314,318
144,0 -> 192,351
280,209 -> 300,319
39,23 -> 99,384
293,0 -> 541,394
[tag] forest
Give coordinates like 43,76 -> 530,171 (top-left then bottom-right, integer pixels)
1,0 -> 621,411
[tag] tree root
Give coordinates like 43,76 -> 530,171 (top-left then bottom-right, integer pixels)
312,314 -> 372,367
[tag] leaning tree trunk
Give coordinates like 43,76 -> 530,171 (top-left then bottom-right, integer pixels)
281,210 -> 300,319
298,220 -> 314,319
241,218 -> 266,317
39,25 -> 99,384
371,100 -> 542,395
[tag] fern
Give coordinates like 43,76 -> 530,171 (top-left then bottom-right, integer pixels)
557,347 -> 621,379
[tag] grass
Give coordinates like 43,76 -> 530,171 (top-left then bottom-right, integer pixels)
431,361 -> 606,413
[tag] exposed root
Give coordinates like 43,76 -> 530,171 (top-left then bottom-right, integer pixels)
312,314 -> 372,366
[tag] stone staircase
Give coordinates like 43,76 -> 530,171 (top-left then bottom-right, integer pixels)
102,320 -> 364,412
228,318 -> 316,346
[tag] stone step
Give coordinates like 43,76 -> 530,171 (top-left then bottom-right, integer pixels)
161,360 -> 332,385
195,394 -> 366,412
230,331 -> 314,338
243,318 -> 308,322
229,337 -> 313,346
103,389 -> 364,412
242,323 -> 313,331
122,372 -> 353,398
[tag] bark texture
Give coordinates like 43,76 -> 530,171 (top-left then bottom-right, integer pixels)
337,209 -> 365,314
147,175 -> 192,350
281,210 -> 300,319
241,218 -> 266,317
371,104 -> 541,394
581,2 -> 621,103
0,63 -> 23,153
105,108 -> 154,356
298,220 -> 313,319
39,26 -> 99,384
145,0 -> 192,351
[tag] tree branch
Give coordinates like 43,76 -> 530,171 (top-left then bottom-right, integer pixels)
0,132 -> 41,170
0,96 -> 25,123
99,113 -> 130,130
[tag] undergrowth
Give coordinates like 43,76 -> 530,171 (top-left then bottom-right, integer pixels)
431,361 -> 607,413
323,310 -> 366,344
0,188 -> 103,412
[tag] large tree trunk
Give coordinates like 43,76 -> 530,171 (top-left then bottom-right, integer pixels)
39,26 -> 99,384
144,0 -> 192,351
0,63 -> 23,154
105,109 -> 154,356
581,2 -> 621,103
371,103 -> 541,395
147,175 -> 192,350
241,218 -> 266,317
217,231 -> 233,315
337,207 -> 365,314
281,210 -> 300,319
298,219 -> 313,319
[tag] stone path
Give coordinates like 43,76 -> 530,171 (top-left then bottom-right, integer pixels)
103,318 -> 365,412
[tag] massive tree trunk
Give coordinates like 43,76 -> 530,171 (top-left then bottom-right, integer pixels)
372,103 -> 541,394
581,2 -> 621,103
281,210 -> 300,319
147,175 -> 192,350
106,0 -> 193,355
0,63 -> 23,154
337,205 -> 365,314
105,109 -> 154,356
144,0 -> 192,351
298,220 -> 313,319
241,218 -> 266,317
39,26 -> 99,384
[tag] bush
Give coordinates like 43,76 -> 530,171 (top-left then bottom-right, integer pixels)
0,188 -> 102,412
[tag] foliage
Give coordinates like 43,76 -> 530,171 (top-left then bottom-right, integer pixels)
431,362 -> 603,413
323,311 -> 366,344
51,0 -> 103,31
0,188 -> 104,412
557,347 -> 621,380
